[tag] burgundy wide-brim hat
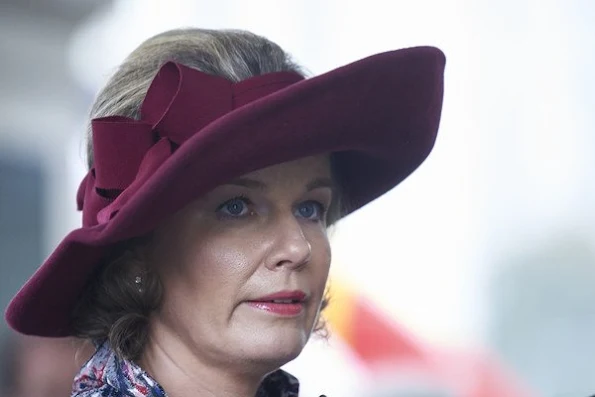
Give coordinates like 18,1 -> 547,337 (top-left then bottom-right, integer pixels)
6,46 -> 445,336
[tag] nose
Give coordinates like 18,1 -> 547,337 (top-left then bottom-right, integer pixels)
264,217 -> 312,271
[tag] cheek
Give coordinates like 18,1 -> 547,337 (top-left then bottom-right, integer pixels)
159,232 -> 266,310
313,225 -> 332,256
309,229 -> 332,283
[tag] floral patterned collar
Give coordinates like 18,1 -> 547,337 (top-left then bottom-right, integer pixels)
72,341 -> 300,397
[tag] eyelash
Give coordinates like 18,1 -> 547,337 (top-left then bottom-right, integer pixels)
298,200 -> 328,222
216,196 -> 328,222
216,195 -> 253,218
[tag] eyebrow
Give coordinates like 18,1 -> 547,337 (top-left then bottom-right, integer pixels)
305,177 -> 335,191
225,177 -> 335,192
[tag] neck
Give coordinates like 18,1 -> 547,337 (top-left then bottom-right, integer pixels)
138,326 -> 273,397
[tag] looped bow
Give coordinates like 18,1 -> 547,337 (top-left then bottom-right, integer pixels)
76,62 -> 304,227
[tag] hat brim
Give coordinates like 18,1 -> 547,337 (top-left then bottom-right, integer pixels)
6,46 -> 445,336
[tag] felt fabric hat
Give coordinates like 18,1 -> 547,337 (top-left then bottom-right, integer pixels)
6,46 -> 445,336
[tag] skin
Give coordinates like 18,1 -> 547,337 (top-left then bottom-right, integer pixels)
139,155 -> 334,397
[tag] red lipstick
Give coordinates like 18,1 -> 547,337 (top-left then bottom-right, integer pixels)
246,290 -> 307,316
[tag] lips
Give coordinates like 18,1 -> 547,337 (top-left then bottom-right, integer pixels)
245,290 -> 307,316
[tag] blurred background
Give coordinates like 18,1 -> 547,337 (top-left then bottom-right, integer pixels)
1,0 -> 594,396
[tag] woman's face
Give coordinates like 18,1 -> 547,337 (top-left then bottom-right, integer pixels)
148,155 -> 333,369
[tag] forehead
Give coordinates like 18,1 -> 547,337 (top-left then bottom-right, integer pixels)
242,155 -> 331,181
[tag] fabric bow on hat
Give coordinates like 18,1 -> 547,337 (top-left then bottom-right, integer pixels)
76,62 -> 304,228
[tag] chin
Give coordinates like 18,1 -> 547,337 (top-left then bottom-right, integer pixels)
240,328 -> 309,366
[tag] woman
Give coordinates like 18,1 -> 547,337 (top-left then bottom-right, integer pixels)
5,28 -> 445,397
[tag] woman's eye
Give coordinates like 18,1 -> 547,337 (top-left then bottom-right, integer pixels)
217,196 -> 251,217
296,201 -> 326,221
